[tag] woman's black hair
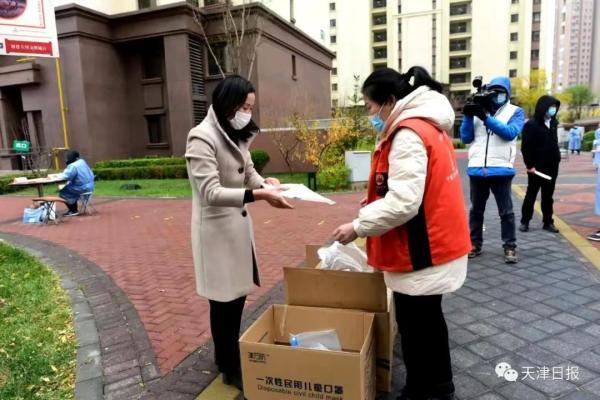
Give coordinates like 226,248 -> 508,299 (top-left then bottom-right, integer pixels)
212,75 -> 259,143
362,66 -> 443,105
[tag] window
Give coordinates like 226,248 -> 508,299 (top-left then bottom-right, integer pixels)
373,0 -> 386,8
398,4 -> 401,14
373,30 -> 387,42
330,19 -> 336,27
510,51 -> 518,59
330,35 -> 337,44
146,114 -> 166,144
141,40 -> 164,79
373,13 -> 386,25
208,42 -> 229,75
332,83 -> 338,91
532,30 -> 540,41
450,39 -> 468,51
511,14 -> 518,23
562,13 -> 566,22
186,0 -> 200,6
511,0 -> 518,3
450,4 -> 469,16
449,57 -> 467,69
533,0 -> 541,4
432,0 -> 437,8
509,69 -> 517,78
449,73 -> 468,83
291,55 -> 297,78
332,67 -> 337,75
398,23 -> 402,33
533,12 -> 541,22
329,2 -> 335,11
138,0 -> 156,8
373,63 -> 387,70
374,47 -> 387,59
204,0 -> 221,4
510,32 -> 518,41
450,21 -> 468,34
531,49 -> 539,59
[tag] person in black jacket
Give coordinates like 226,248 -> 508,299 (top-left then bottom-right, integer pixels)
519,95 -> 561,233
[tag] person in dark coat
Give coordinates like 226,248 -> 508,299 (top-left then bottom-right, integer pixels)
519,95 -> 561,233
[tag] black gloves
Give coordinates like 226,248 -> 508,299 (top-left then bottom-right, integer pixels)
463,103 -> 488,121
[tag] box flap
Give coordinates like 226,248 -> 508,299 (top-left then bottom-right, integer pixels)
284,267 -> 388,312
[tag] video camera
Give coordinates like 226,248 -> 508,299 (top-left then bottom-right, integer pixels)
463,75 -> 496,117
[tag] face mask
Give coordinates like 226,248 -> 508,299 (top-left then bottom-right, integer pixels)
494,93 -> 507,105
229,111 -> 252,130
369,105 -> 385,132
547,106 -> 557,117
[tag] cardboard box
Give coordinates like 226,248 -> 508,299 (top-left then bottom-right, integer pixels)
240,305 -> 376,400
283,244 -> 396,393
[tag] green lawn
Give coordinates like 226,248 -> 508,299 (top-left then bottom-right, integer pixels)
0,242 -> 76,399
5,173 -> 313,199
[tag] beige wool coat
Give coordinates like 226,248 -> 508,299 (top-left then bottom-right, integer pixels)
185,106 -> 265,302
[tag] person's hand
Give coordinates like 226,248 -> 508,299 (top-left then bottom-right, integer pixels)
254,188 -> 294,209
527,167 -> 537,174
332,222 -> 358,245
473,104 -> 488,121
360,196 -> 368,207
264,177 -> 281,187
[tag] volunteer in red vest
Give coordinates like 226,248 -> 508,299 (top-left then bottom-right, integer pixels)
333,67 -> 470,400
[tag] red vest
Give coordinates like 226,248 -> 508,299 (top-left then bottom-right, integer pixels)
366,118 -> 471,273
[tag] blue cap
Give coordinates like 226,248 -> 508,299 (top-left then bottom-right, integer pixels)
290,336 -> 299,347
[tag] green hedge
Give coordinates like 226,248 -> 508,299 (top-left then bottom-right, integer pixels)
94,157 -> 185,169
250,150 -> 270,174
0,174 -> 36,195
317,164 -> 350,192
93,165 -> 188,180
582,131 -> 595,152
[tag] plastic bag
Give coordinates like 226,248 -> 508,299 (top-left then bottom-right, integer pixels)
317,241 -> 373,272
22,207 -> 43,224
289,329 -> 342,351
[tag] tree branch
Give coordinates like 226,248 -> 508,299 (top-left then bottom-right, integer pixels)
192,7 -> 225,78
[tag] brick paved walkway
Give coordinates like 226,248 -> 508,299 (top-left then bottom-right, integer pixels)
0,192 -> 364,374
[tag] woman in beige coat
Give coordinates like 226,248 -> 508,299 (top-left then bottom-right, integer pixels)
185,75 -> 292,390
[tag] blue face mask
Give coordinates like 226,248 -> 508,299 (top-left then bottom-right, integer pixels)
494,93 -> 507,105
547,106 -> 557,117
369,105 -> 385,132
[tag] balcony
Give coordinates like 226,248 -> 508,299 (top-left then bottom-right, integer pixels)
450,22 -> 471,37
449,3 -> 471,21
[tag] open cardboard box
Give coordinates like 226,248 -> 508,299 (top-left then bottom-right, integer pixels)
240,304 -> 376,400
283,244 -> 396,393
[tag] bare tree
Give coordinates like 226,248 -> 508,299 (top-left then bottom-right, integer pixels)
192,0 -> 263,80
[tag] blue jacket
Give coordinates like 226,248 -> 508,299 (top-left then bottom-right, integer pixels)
59,159 -> 95,202
460,76 -> 525,177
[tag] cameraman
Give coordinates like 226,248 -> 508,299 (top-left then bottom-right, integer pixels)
460,76 -> 525,264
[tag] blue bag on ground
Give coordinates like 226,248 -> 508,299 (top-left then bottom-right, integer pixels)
22,207 -> 44,224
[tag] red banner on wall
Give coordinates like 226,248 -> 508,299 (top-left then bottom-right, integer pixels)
5,39 -> 53,56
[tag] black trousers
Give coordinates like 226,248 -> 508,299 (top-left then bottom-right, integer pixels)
209,296 -> 246,376
521,170 -> 558,225
394,292 -> 454,398
469,176 -> 517,249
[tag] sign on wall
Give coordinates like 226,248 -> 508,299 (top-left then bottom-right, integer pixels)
0,0 -> 59,58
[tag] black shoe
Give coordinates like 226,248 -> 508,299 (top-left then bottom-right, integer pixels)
504,248 -> 518,264
587,231 -> 600,241
543,223 -> 559,233
222,372 -> 243,391
468,245 -> 482,259
63,211 -> 79,217
519,223 -> 529,232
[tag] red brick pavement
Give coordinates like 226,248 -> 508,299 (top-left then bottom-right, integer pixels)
0,192 -> 364,373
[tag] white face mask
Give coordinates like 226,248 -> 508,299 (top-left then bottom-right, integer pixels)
229,111 -> 252,130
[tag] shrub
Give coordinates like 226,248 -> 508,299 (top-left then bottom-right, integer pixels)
582,131 -> 595,152
94,157 -> 185,169
250,150 -> 270,174
0,173 -> 36,195
93,165 -> 188,180
453,139 -> 466,150
317,164 -> 350,192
